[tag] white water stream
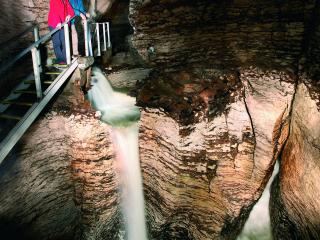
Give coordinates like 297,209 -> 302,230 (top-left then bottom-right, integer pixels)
237,161 -> 279,240
87,67 -> 280,240
88,67 -> 148,240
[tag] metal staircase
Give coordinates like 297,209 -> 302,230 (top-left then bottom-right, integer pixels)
0,18 -> 111,164
0,60 -> 78,162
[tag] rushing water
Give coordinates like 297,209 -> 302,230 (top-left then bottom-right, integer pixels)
88,67 -> 148,240
237,161 -> 279,240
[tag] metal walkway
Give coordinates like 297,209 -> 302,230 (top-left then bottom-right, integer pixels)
0,18 -> 111,164
0,60 -> 78,163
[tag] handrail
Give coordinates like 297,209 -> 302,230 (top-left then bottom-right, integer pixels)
85,20 -> 110,57
0,16 -> 76,76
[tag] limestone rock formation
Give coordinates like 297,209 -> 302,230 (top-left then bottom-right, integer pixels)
137,67 -> 295,239
270,82 -> 320,240
269,1 -> 320,237
129,0 -> 315,70
1,0 -> 320,239
0,81 -> 120,240
0,64 -> 296,240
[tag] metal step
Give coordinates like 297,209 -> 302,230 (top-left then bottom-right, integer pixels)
14,89 -> 37,94
0,100 -> 33,107
0,114 -> 22,121
43,80 -> 54,85
24,79 -> 54,85
50,64 -> 68,68
45,71 -> 61,75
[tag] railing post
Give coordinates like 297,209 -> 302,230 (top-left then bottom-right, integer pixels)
88,27 -> 93,56
33,26 -> 42,73
96,23 -> 101,56
84,19 -> 89,57
107,22 -> 111,48
31,48 -> 43,100
103,23 -> 107,51
64,23 -> 71,64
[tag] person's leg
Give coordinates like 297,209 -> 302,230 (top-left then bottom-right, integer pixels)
58,28 -> 67,63
71,24 -> 79,56
49,26 -> 65,63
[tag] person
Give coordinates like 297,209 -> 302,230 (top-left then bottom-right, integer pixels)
48,0 -> 75,64
69,0 -> 90,57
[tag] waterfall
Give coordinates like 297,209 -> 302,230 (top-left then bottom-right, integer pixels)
237,161 -> 279,240
88,67 -> 148,240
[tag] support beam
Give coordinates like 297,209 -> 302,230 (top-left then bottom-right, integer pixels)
107,22 -> 111,48
103,23 -> 107,51
64,23 -> 71,64
96,23 -> 101,56
84,19 -> 89,57
31,48 -> 43,99
34,27 -> 42,73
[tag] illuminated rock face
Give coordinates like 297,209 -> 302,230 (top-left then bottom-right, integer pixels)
0,0 -> 320,239
270,83 -> 320,240
138,67 -> 295,239
0,66 -> 296,240
0,83 -> 120,240
270,3 -> 320,237
87,0 -> 116,17
127,1 -> 320,237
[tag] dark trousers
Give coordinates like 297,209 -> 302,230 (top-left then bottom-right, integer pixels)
49,26 -> 66,63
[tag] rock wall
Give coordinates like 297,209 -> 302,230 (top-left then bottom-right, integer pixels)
137,67 -> 295,239
269,1 -> 320,238
270,83 -> 320,239
0,65 -> 297,240
0,80 -> 120,240
0,0 -> 320,239
0,109 -> 80,240
129,0 -> 316,70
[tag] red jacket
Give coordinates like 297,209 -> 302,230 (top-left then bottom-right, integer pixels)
48,0 -> 75,28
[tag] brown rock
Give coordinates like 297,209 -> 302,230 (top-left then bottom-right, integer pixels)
270,83 -> 320,239
138,67 -> 295,239
0,78 -> 120,240
199,88 -> 214,105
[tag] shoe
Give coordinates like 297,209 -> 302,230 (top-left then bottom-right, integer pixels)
52,58 -> 66,64
51,58 -> 59,64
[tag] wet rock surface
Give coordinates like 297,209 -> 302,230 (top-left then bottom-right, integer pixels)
137,67 -> 295,239
1,0 -> 320,239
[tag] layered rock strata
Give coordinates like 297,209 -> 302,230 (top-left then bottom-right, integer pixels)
1,0 -> 320,239
0,80 -> 120,240
0,64 -> 296,240
270,82 -> 320,239
129,0 -> 316,70
269,1 -> 320,237
137,67 -> 295,239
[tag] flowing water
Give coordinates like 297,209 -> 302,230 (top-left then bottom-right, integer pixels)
88,67 -> 148,240
237,161 -> 279,240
